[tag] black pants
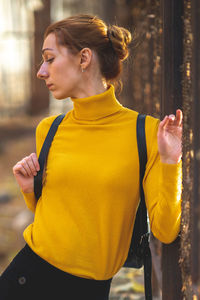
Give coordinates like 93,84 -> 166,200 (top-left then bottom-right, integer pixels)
0,244 -> 112,300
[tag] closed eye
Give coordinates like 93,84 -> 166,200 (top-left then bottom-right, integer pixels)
37,58 -> 54,68
46,58 -> 54,63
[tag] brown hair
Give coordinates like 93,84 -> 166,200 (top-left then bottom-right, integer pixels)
44,14 -> 132,84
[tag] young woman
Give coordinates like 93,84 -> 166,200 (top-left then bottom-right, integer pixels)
0,14 -> 182,300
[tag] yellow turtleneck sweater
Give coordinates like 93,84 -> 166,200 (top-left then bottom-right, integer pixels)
22,85 -> 182,280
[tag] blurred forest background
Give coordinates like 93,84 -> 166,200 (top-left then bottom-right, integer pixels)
0,0 -> 200,299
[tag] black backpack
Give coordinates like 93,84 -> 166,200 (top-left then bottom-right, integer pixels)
34,113 -> 152,300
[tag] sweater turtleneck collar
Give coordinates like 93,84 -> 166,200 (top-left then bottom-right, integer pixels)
70,85 -> 123,121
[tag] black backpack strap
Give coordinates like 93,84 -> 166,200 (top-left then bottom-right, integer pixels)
137,114 -> 148,234
137,114 -> 152,300
34,114 -> 66,200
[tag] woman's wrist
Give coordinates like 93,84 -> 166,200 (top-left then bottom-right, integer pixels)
160,156 -> 182,165
21,188 -> 34,194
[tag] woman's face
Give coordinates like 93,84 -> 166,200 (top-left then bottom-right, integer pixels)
37,33 -> 82,99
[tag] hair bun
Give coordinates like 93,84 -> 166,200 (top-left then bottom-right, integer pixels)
107,25 -> 132,61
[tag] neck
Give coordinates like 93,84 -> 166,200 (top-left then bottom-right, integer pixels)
70,84 -> 123,121
71,78 -> 108,99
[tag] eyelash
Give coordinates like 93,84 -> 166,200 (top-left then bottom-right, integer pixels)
37,58 -> 54,68
46,58 -> 54,64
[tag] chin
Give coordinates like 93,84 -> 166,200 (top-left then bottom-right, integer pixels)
52,91 -> 69,100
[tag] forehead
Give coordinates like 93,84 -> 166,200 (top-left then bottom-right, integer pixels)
43,33 -> 58,51
42,33 -> 78,59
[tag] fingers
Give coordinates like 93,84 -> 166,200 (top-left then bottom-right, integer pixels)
13,162 -> 29,177
175,109 -> 183,126
160,109 -> 183,129
159,116 -> 169,131
13,153 -> 40,177
29,153 -> 40,172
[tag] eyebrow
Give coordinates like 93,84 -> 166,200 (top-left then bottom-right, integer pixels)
42,48 -> 54,54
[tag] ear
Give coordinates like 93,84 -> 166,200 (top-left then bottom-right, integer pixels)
80,48 -> 92,71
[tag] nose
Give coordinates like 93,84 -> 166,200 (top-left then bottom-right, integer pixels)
37,62 -> 49,80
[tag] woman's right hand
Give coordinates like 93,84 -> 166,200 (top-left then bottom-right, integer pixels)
13,153 -> 40,193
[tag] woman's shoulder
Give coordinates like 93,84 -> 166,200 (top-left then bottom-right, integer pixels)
124,107 -> 160,127
125,108 -> 160,149
145,114 -> 160,129
36,114 -> 63,138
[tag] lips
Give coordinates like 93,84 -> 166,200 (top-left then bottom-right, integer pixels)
47,83 -> 53,89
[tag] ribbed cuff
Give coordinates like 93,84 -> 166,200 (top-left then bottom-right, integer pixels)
160,160 -> 182,205
161,160 -> 182,183
20,189 -> 36,212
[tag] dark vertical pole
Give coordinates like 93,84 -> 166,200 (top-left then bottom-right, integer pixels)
102,0 -> 116,24
118,0 -> 135,109
29,0 -> 51,115
161,0 -> 184,117
148,15 -> 155,115
162,238 -> 182,300
191,0 -> 200,292
161,0 -> 184,299
102,0 -> 134,107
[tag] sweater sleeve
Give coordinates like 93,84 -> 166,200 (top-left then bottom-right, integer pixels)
143,116 -> 182,244
21,115 -> 58,213
21,190 -> 37,213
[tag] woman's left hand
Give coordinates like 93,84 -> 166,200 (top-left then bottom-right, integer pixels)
157,109 -> 183,164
